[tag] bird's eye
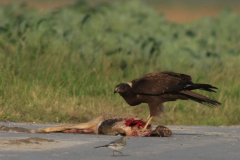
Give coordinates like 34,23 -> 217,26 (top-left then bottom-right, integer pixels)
120,86 -> 124,89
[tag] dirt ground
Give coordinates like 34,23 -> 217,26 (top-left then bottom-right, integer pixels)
0,0 -> 240,23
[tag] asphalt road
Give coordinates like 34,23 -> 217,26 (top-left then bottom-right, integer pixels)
0,122 -> 240,160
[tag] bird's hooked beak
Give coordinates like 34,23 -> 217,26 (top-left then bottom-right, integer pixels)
114,87 -> 118,94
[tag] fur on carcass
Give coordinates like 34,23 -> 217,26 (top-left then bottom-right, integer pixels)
34,114 -> 172,137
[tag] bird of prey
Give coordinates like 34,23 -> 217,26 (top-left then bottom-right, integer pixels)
94,136 -> 128,156
114,71 -> 221,130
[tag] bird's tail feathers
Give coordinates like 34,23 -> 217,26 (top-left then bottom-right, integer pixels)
94,145 -> 108,148
181,90 -> 221,107
185,83 -> 218,92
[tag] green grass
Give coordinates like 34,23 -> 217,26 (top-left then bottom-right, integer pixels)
0,1 -> 239,125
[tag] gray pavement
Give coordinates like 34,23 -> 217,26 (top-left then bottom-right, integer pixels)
0,122 -> 240,160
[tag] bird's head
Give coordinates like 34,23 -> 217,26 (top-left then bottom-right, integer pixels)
114,83 -> 132,94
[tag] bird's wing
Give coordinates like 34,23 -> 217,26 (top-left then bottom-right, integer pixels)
131,72 -> 193,95
108,141 -> 123,147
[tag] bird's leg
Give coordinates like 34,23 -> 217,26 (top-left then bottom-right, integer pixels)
146,115 -> 150,121
116,151 -> 123,155
143,116 -> 152,131
112,150 -> 116,157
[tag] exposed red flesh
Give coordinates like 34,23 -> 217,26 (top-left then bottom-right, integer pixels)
125,118 -> 147,129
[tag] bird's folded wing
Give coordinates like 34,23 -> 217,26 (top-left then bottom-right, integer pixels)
131,72 -> 193,95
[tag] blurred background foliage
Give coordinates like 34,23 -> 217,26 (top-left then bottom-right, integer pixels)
0,0 -> 239,125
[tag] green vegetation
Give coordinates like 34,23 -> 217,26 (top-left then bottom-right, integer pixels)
0,1 -> 239,125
